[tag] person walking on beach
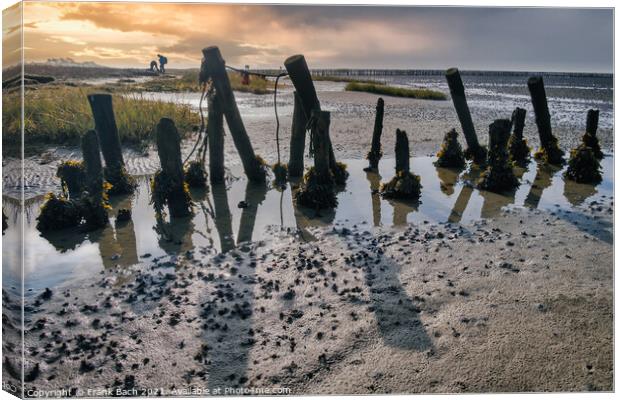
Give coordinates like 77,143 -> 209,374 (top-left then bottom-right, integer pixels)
157,54 -> 168,74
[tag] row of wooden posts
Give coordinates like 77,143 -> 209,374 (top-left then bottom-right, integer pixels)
36,46 -> 604,232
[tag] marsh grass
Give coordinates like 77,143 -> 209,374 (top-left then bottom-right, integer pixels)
120,70 -> 273,94
2,85 -> 200,153
345,82 -> 447,100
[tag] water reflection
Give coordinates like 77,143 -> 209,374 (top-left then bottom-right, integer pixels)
6,157 -> 612,291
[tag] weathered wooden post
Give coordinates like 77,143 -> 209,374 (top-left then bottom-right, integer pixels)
380,129 -> 421,200
365,97 -> 384,171
295,110 -> 337,209
201,46 -> 266,182
87,93 -> 135,194
565,135 -> 602,184
445,68 -> 486,164
583,109 -> 603,159
288,92 -> 307,177
206,93 -> 226,184
527,76 -> 564,165
508,107 -> 530,167
477,119 -> 519,193
284,54 -> 348,184
152,118 -> 192,218
79,130 -> 108,230
435,128 -> 466,169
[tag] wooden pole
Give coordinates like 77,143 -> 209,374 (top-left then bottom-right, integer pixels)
284,54 -> 343,181
81,129 -> 108,229
445,68 -> 485,163
207,93 -> 225,184
367,97 -> 384,170
284,55 -> 321,118
395,129 -> 410,173
155,118 -> 192,218
201,46 -> 265,182
511,107 -> 526,139
312,110 -> 332,184
586,109 -> 599,135
527,76 -> 564,165
87,93 -> 134,194
288,92 -> 307,177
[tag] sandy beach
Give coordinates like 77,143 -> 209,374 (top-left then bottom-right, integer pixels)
2,69 -> 614,395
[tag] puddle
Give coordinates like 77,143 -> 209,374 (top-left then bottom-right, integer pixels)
2,156 -> 613,293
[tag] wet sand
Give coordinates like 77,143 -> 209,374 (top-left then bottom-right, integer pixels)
4,196 -> 613,395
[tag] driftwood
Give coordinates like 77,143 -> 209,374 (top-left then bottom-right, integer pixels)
207,92 -> 226,184
445,68 -> 486,164
380,129 -> 421,200
288,92 -> 307,177
201,46 -> 266,182
477,119 -> 519,193
366,97 -> 384,171
508,107 -> 530,166
527,76 -> 564,165
152,118 -> 192,218
87,93 -> 135,194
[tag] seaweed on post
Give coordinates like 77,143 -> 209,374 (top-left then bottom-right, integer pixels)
56,160 -> 85,198
477,119 -> 519,193
36,193 -> 82,232
564,145 -> 602,184
272,162 -> 288,187
435,128 -> 466,169
380,129 -> 422,200
184,160 -> 208,188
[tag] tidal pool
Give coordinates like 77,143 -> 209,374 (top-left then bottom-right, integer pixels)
2,156 -> 613,293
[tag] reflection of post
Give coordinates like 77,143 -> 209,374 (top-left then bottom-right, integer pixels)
447,169 -> 480,223
210,184 -> 235,253
435,167 -> 459,196
237,182 -> 267,244
392,201 -> 416,226
479,190 -> 516,219
155,216 -> 194,255
563,179 -> 598,206
365,172 -> 382,227
524,163 -> 554,209
96,197 -> 139,268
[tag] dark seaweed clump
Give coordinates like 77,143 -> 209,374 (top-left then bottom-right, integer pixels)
435,129 -> 466,169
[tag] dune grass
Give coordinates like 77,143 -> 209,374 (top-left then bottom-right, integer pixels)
345,82 -> 447,100
2,85 -> 200,154
121,70 -> 272,95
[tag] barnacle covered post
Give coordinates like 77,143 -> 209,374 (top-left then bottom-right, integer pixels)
87,93 -> 136,194
295,110 -> 337,209
201,46 -> 266,182
284,54 -> 348,184
477,119 -> 519,193
583,109 -> 603,159
527,76 -> 564,165
435,128 -> 466,169
363,97 -> 385,171
565,127 -> 602,184
445,68 -> 487,164
79,129 -> 109,230
288,92 -> 307,177
207,91 -> 226,184
185,161 -> 208,188
56,160 -> 85,198
508,107 -> 530,167
380,129 -> 421,200
152,118 -> 192,218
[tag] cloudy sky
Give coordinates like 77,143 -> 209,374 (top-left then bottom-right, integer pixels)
4,2 -> 614,72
